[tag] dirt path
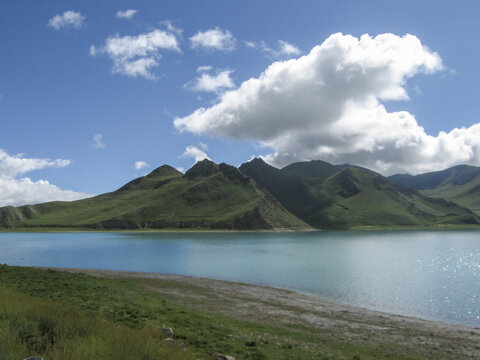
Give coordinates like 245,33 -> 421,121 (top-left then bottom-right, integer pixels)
54,268 -> 480,360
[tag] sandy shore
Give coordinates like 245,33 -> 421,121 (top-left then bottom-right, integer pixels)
49,267 -> 480,360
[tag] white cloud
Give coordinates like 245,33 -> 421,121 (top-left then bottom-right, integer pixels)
0,178 -> 90,207
92,133 -> 106,149
190,27 -> 236,52
197,142 -> 208,151
197,65 -> 213,73
0,149 -> 90,206
116,9 -> 138,19
412,85 -> 423,95
246,40 -> 301,58
90,29 -> 181,79
0,149 -> 70,179
134,161 -> 149,170
176,166 -> 185,173
171,33 -> 480,176
48,11 -> 85,30
277,40 -> 301,56
89,45 -> 97,56
161,20 -> 183,37
180,144 -> 210,163
185,67 -> 235,93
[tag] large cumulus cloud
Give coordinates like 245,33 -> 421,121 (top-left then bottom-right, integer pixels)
174,33 -> 480,175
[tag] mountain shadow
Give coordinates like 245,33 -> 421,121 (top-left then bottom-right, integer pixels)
240,158 -> 479,228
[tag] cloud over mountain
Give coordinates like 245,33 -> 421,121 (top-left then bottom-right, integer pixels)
173,32 -> 480,175
0,150 -> 90,206
180,144 -> 210,163
134,161 -> 149,170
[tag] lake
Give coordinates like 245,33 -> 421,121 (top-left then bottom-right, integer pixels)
0,230 -> 479,327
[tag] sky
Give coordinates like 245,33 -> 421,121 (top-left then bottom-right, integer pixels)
2,0 -> 480,206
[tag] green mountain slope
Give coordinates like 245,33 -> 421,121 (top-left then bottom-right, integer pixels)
0,160 -> 308,230
388,165 -> 480,214
281,159 -> 347,178
240,159 -> 479,228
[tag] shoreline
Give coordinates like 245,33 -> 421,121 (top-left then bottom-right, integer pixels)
40,267 -> 480,359
9,267 -> 480,360
2,224 -> 480,233
47,267 -> 480,330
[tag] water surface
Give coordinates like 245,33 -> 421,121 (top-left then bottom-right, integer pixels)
0,230 -> 479,326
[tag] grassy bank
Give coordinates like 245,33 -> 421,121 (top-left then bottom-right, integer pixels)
0,278 -> 192,360
0,266 -> 353,360
0,266 -> 478,360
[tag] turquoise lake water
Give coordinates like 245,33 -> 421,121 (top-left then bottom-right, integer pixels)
0,230 -> 479,327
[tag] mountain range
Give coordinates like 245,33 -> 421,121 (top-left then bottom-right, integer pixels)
1,159 -> 479,230
240,159 -> 478,228
388,165 -> 480,215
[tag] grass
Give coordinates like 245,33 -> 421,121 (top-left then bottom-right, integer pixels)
0,265 -> 424,360
421,176 -> 480,214
24,173 -> 259,226
0,282 -> 192,360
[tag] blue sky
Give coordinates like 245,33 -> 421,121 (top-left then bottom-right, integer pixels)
2,0 -> 480,205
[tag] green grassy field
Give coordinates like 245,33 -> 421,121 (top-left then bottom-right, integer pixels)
0,265 -> 440,360
0,271 -> 193,360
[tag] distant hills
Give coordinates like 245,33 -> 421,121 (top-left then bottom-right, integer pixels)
389,165 -> 480,214
240,159 -> 478,228
1,159 -> 479,230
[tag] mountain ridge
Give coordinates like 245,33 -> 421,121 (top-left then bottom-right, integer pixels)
240,158 -> 479,228
0,159 -> 308,230
1,159 -> 479,230
388,165 -> 480,214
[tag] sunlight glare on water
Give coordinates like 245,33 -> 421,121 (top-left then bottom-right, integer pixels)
0,230 -> 479,326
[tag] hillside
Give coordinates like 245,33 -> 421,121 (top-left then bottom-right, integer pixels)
388,165 -> 480,214
2,158 -> 479,231
0,160 -> 308,230
240,159 -> 479,228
